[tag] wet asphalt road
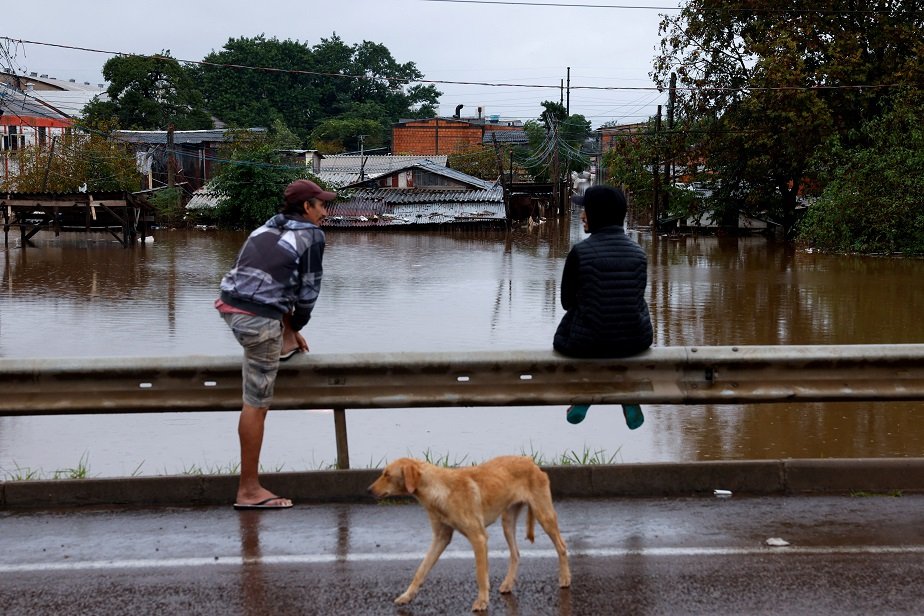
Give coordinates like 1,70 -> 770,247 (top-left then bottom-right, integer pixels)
3,495 -> 924,615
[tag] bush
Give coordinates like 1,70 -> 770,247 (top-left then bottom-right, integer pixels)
798,93 -> 924,254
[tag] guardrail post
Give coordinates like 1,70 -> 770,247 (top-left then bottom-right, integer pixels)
333,407 -> 350,469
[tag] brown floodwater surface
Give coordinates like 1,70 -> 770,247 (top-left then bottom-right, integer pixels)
1,218 -> 922,478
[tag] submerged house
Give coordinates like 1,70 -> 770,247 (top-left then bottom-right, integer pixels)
316,153 -> 448,187
114,129 -> 244,194
324,160 -> 504,228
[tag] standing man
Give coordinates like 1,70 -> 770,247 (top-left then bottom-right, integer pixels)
553,184 -> 653,429
216,179 -> 335,509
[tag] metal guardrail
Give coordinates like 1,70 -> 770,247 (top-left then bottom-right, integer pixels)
2,345 -> 923,468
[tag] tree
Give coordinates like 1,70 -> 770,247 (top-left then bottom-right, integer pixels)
0,121 -> 138,193
653,0 -> 924,237
447,145 -> 504,182
601,117 -> 705,227
209,121 -> 327,229
195,34 -> 441,146
83,52 -> 212,130
309,117 -> 385,154
518,101 -> 591,182
602,122 -> 658,222
797,91 -> 924,254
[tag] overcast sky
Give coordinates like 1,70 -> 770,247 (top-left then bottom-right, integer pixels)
2,0 -> 674,128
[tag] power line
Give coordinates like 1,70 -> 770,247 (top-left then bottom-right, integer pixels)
421,0 -> 678,8
419,0 -> 920,14
2,37 -> 912,95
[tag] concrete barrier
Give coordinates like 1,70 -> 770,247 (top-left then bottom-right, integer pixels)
3,458 -> 924,510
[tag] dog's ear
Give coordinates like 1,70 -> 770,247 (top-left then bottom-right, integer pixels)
402,460 -> 421,494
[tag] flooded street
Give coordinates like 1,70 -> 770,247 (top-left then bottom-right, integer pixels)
2,216 -> 923,478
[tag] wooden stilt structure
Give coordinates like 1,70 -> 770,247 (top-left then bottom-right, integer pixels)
1,192 -> 153,248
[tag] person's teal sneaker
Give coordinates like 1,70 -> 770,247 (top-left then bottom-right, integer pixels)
622,404 -> 644,430
566,404 -> 590,424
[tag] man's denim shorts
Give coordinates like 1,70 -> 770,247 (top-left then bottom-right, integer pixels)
221,312 -> 283,408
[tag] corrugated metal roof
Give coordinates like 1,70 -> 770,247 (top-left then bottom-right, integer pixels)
342,160 -> 498,191
315,171 -> 366,186
317,154 -> 448,187
322,154 -> 447,170
324,198 -> 505,228
114,128 -> 264,145
483,130 -> 529,145
186,187 -> 221,210
0,83 -> 71,121
32,90 -> 107,118
344,185 -> 502,204
17,75 -> 106,92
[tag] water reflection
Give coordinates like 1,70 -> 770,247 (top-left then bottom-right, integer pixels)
1,222 -> 923,477
238,511 -> 268,615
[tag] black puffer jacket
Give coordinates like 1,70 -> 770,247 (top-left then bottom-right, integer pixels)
553,225 -> 653,358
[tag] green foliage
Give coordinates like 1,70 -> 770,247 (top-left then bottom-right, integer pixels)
447,145 -> 505,181
194,34 -> 441,145
149,186 -> 185,226
518,101 -> 591,182
797,93 -> 924,254
310,117 -> 385,153
653,0 -> 924,236
209,122 -> 330,229
603,124 -> 657,216
601,118 -> 704,224
83,52 -> 212,130
51,452 -> 91,480
0,122 -> 138,193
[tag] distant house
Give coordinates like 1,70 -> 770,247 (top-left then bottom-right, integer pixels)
317,154 -> 448,187
483,129 -> 529,147
393,107 -> 524,155
0,83 -> 74,147
325,160 -> 504,228
114,128 -> 264,194
596,122 -> 649,154
0,83 -> 76,184
278,149 -> 324,174
0,69 -> 106,119
0,69 -> 106,94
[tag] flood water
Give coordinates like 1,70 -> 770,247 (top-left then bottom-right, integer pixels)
2,216 -> 923,479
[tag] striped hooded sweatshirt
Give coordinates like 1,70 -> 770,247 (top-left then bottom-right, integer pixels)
219,213 -> 324,332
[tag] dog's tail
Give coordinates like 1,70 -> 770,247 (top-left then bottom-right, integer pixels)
526,505 -> 536,543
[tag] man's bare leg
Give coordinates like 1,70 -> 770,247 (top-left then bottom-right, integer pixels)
281,316 -> 308,357
236,403 -> 291,507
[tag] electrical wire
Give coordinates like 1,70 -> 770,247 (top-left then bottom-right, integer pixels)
419,0 -> 922,15
1,37 -> 913,94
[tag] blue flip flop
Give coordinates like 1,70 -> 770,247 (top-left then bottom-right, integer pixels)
566,404 -> 590,424
622,404 -> 644,430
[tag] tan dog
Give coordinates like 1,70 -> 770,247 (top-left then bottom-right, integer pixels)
368,455 -> 571,612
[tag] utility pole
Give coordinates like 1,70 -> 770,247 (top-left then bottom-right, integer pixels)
491,133 -> 511,229
664,72 -> 676,220
566,66 -> 570,115
167,123 -> 176,190
552,122 -> 562,217
358,134 -> 367,181
652,106 -> 662,235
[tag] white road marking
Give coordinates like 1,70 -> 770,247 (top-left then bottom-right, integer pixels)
3,545 -> 924,574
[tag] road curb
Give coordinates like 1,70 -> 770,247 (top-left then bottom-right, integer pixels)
3,458 -> 924,510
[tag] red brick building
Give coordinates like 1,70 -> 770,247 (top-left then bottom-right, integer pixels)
392,116 -> 523,155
